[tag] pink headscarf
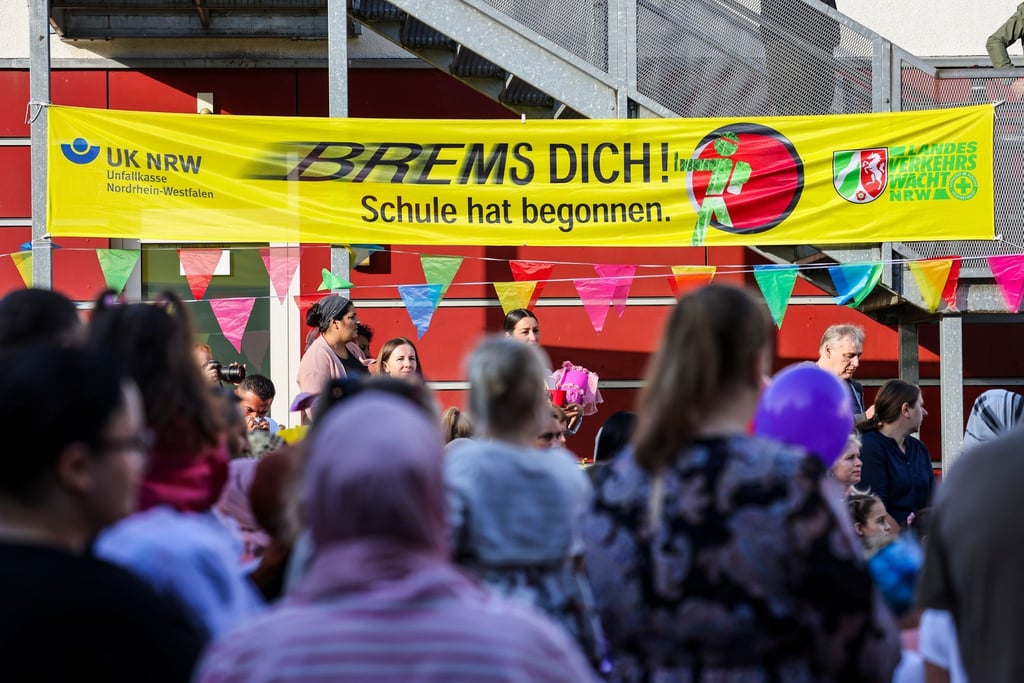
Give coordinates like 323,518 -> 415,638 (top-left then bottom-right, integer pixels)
294,393 -> 447,599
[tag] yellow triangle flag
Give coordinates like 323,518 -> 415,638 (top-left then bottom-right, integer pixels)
908,258 -> 954,313
10,252 -> 32,287
493,281 -> 537,315
668,265 -> 716,297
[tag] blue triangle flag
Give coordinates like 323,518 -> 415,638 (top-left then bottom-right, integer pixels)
398,284 -> 443,339
829,263 -> 883,307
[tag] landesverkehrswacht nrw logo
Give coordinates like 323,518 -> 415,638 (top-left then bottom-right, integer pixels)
61,137 -> 100,165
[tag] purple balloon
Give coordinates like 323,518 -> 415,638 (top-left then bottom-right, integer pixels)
754,363 -> 854,468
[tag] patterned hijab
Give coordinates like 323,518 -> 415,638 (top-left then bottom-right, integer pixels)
962,389 -> 1024,456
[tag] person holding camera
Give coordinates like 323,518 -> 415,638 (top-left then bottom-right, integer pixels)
194,343 -> 246,386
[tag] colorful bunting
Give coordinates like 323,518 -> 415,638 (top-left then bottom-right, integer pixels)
210,297 -> 256,353
753,264 -> 799,328
10,252 -> 32,287
908,258 -> 954,313
509,261 -> 555,309
941,256 -> 962,310
398,284 -> 444,338
493,281 -> 537,315
95,249 -> 140,294
317,268 -> 353,291
987,254 -> 1024,311
667,265 -> 716,297
420,255 -> 463,297
829,263 -> 883,307
573,278 -> 618,334
594,264 -> 636,317
260,247 -> 301,304
178,249 -> 222,300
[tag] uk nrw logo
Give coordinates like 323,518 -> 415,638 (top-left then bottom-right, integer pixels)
60,137 -> 101,165
833,148 -> 888,204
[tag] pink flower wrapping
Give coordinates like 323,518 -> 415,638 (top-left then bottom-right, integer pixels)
551,361 -> 604,416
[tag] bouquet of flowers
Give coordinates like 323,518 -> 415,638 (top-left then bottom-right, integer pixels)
551,361 -> 603,416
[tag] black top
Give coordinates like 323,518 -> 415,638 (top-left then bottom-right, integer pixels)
0,542 -> 203,682
339,352 -> 369,377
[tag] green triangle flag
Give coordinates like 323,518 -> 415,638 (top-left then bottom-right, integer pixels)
96,249 -> 140,294
753,264 -> 798,328
318,268 -> 353,291
420,255 -> 463,297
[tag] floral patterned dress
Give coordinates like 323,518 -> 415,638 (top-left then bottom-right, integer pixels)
583,435 -> 900,683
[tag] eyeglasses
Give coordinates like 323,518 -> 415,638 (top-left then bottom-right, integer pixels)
98,430 -> 155,454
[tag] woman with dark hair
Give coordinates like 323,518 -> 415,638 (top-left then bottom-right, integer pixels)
583,284 -> 899,682
592,411 -> 636,464
858,379 -> 933,527
0,347 -> 204,682
502,308 -> 596,433
376,336 -> 423,381
297,295 -> 371,419
87,291 -> 263,640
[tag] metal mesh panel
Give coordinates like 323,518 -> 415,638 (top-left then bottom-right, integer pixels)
634,0 -> 873,118
897,60 -> 1024,266
479,0 -> 609,70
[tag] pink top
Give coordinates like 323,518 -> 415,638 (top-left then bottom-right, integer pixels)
296,335 -> 366,420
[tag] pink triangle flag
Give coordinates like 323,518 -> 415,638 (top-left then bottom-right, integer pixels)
10,252 -> 32,287
210,297 -> 256,353
260,247 -> 301,304
987,254 -> 1024,311
178,249 -> 222,300
242,329 -> 271,371
510,261 -> 554,309
574,277 -> 618,334
594,264 -> 636,317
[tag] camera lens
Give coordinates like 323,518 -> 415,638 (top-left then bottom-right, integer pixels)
217,364 -> 246,383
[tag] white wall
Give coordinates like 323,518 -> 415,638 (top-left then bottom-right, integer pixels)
840,0 -> 1013,61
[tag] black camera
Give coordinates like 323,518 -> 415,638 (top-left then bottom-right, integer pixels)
207,360 -> 246,383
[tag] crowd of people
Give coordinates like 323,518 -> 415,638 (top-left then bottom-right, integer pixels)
2,283 -> 1022,682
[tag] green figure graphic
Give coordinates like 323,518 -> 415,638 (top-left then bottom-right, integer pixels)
682,132 -> 751,246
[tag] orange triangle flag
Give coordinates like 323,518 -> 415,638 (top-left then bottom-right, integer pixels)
10,252 -> 32,287
908,258 -> 954,313
178,249 -> 222,300
493,281 -> 537,315
668,265 -> 716,297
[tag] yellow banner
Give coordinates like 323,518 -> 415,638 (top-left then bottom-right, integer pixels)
47,105 -> 994,245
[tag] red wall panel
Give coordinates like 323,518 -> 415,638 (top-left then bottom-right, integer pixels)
0,71 -> 29,137
109,70 -> 298,115
0,147 -> 32,218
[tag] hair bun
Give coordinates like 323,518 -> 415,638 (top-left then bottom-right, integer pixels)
305,302 -> 322,328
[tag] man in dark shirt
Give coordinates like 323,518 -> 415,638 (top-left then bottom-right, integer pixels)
815,323 -> 867,421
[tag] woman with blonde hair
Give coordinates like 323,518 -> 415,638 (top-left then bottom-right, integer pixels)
831,431 -> 864,498
583,284 -> 899,682
445,337 -> 602,667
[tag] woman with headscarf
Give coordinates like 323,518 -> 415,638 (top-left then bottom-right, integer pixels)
297,295 -> 371,420
961,388 -> 1024,457
87,291 -> 263,641
195,393 -> 597,683
583,284 -> 899,682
